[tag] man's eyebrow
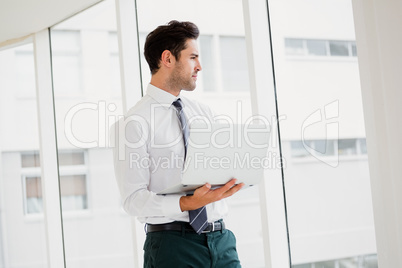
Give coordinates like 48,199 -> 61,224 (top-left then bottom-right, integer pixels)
190,53 -> 199,57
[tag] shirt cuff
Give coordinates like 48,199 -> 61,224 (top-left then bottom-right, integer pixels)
161,194 -> 184,217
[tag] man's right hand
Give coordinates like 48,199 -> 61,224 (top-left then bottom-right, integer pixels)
179,178 -> 244,211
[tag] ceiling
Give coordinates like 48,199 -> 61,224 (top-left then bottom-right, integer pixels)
0,0 -> 101,46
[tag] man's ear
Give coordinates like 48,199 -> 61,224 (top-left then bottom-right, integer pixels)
161,50 -> 175,68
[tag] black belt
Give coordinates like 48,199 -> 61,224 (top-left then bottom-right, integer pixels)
146,220 -> 225,234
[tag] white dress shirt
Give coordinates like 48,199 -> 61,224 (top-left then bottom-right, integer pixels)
111,84 -> 228,224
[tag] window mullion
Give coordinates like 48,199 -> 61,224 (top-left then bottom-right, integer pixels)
34,29 -> 65,268
115,0 -> 144,267
242,0 -> 291,267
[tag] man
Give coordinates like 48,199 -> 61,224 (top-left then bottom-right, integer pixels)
112,20 -> 244,267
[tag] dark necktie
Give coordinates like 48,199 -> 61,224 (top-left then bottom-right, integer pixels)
172,99 -> 208,234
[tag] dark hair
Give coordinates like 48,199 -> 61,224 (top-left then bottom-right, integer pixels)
144,20 -> 200,74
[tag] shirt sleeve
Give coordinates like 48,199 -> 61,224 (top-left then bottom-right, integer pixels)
111,116 -> 184,219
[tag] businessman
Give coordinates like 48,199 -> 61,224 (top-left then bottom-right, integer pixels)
112,20 -> 244,267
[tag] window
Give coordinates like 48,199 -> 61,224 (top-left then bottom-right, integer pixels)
291,138 -> 367,159
338,139 -> 357,155
0,41 -> 48,267
314,139 -> 336,155
50,1 -> 132,266
58,175 -> 87,211
25,176 -> 43,214
306,39 -> 327,56
21,151 -> 88,214
290,140 -> 311,158
136,1 -> 258,266
272,1 -> 376,265
285,38 -> 357,58
285,38 -> 304,55
329,40 -> 349,56
358,138 -> 367,154
290,139 -> 336,158
352,43 -> 358,57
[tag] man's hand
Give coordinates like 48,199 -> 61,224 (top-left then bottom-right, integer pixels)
180,179 -> 244,211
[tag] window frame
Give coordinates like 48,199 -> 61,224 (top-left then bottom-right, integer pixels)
21,150 -> 90,216
285,37 -> 358,59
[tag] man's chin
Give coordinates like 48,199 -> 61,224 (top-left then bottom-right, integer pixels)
182,86 -> 196,92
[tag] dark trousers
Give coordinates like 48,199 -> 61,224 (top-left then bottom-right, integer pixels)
144,229 -> 241,268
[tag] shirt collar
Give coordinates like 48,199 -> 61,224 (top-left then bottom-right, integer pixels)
146,83 -> 184,109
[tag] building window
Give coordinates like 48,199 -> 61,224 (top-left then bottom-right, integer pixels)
290,140 -> 312,158
25,176 -> 43,214
21,150 -> 88,215
351,43 -> 358,57
285,38 -> 357,58
314,139 -> 336,156
285,38 -> 304,55
291,138 -> 367,159
306,39 -> 327,56
329,40 -> 349,56
338,139 -> 358,155
358,138 -> 367,154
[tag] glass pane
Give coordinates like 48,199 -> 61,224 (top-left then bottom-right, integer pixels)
285,38 -> 305,55
21,152 -> 41,167
58,151 -> 85,166
329,40 -> 349,56
136,1 -> 262,267
269,0 -> 377,266
290,140 -> 311,158
293,264 -> 311,268
0,43 -> 48,266
26,176 -> 43,214
50,0 -> 134,267
23,172 -> 88,214
314,139 -> 335,156
315,260 -> 336,268
358,138 -> 367,154
351,42 -> 358,57
338,139 -> 357,155
306,39 -> 327,56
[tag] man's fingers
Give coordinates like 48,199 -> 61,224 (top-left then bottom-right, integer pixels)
194,183 -> 211,196
222,183 -> 244,198
213,178 -> 238,195
192,179 -> 244,207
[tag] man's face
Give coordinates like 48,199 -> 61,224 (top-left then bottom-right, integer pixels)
169,39 -> 202,92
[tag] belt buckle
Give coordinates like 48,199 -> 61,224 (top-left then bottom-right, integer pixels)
201,222 -> 214,233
